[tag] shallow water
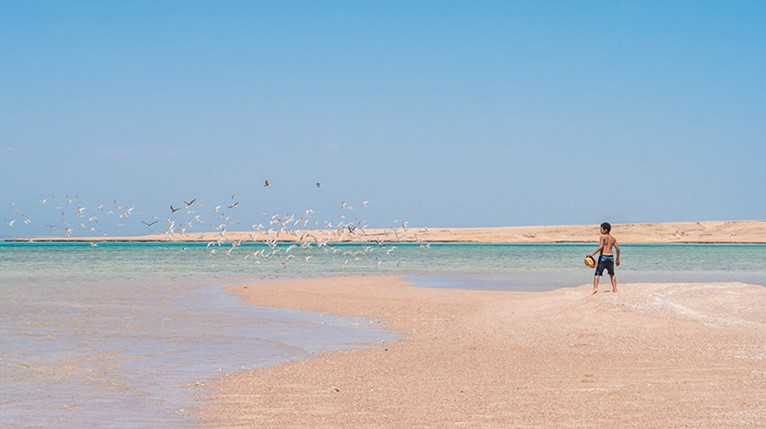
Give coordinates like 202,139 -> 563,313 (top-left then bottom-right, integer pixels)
0,267 -> 398,426
1,242 -> 765,427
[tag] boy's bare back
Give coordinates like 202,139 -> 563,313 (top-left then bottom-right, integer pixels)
600,234 -> 617,256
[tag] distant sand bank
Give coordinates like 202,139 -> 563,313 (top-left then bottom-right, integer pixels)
198,276 -> 766,427
13,219 -> 766,244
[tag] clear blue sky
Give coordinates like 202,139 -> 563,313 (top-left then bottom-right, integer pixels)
2,1 -> 765,237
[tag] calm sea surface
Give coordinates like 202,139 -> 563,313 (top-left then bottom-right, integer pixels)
2,242 -> 765,427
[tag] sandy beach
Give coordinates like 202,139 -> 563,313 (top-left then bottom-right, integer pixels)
8,220 -> 765,426
199,276 -> 766,428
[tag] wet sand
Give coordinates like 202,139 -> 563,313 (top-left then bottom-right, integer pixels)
199,276 -> 766,428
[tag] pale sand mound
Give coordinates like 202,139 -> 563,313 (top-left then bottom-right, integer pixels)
198,276 -> 766,428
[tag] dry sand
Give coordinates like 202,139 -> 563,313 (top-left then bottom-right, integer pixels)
198,276 -> 766,428
18,219 -> 766,244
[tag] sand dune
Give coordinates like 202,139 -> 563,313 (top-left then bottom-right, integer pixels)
19,219 -> 766,244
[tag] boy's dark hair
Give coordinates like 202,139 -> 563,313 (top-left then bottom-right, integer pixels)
600,222 -> 612,233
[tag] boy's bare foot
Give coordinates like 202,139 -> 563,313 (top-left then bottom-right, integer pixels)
592,289 -> 598,295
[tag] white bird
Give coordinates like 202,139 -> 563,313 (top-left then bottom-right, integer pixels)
5,219 -> 15,227
120,207 -> 134,219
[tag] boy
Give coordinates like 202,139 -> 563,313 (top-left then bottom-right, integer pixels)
588,222 -> 620,294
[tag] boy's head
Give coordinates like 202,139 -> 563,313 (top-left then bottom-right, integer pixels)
600,222 -> 612,233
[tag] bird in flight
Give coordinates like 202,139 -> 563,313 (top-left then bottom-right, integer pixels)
142,219 -> 159,227
316,182 -> 322,188
170,205 -> 181,213
184,198 -> 196,208
264,180 -> 270,188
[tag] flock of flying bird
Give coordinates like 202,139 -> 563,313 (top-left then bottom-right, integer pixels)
3,180 -> 430,269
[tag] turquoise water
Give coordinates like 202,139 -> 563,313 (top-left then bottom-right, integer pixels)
4,241 -> 766,274
2,242 -> 765,427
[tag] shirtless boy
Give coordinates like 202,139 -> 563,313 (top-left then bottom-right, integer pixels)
588,222 -> 621,294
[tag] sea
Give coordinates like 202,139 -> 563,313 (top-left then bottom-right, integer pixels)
2,242 -> 766,427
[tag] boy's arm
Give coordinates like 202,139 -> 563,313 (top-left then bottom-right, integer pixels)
614,241 -> 621,265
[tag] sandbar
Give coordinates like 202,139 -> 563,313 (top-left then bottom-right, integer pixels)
198,276 -> 766,428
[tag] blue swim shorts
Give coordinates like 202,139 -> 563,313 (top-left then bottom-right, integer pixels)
595,255 -> 615,277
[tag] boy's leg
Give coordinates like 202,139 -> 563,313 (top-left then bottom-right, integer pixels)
610,274 -> 617,293
592,275 -> 600,294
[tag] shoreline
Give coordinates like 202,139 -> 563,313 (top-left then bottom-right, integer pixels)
198,275 -> 766,428
6,219 -> 766,244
